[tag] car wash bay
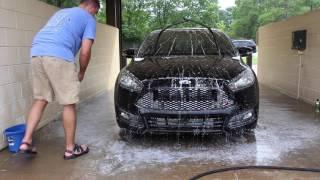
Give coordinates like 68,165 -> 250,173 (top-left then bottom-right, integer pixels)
1,0 -> 320,179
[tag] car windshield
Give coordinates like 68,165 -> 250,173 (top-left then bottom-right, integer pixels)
137,29 -> 237,57
233,40 -> 256,47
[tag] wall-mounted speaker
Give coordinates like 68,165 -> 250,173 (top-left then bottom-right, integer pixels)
292,30 -> 307,51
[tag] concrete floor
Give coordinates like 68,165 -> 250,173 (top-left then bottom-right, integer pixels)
1,86 -> 320,179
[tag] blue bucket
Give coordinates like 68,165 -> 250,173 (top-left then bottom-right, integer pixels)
4,124 -> 26,153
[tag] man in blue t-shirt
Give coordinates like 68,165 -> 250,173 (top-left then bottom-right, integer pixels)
19,0 -> 100,160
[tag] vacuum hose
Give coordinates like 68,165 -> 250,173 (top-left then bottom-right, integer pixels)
190,165 -> 320,180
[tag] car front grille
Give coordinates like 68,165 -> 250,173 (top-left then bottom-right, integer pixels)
145,115 -> 225,132
136,78 -> 234,111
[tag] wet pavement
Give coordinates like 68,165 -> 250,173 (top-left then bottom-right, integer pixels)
1,85 -> 320,179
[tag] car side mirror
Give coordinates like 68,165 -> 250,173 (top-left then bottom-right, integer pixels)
238,47 -> 253,57
124,48 -> 136,58
123,48 -> 138,65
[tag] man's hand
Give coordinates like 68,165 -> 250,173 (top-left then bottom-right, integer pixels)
78,72 -> 85,82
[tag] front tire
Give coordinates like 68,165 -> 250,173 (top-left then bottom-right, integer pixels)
245,120 -> 257,130
245,107 -> 259,130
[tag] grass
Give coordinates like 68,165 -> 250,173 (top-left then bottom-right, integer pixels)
242,54 -> 258,65
253,55 -> 258,65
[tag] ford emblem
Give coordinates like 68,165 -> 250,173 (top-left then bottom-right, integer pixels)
179,80 -> 191,85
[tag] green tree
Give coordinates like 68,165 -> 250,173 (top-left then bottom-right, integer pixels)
121,0 -> 220,46
218,7 -> 233,33
167,0 -> 219,28
230,0 -> 320,39
96,0 -> 106,24
230,0 -> 260,39
121,0 -> 152,44
149,0 -> 181,29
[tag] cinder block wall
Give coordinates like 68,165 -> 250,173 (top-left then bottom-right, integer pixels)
258,10 -> 320,104
0,0 -> 119,149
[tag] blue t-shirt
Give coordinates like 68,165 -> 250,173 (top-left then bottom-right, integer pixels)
31,7 -> 96,62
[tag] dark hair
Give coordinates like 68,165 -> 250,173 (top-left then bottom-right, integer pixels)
80,0 -> 100,9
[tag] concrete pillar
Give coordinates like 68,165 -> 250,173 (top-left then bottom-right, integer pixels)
107,0 -> 124,69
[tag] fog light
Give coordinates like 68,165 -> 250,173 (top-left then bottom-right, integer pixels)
120,112 -> 129,119
243,112 -> 253,119
119,109 -> 144,128
227,110 -> 255,129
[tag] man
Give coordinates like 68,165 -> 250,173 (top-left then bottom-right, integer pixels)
19,0 -> 100,160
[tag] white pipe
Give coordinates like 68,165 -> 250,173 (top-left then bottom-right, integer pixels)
297,53 -> 303,99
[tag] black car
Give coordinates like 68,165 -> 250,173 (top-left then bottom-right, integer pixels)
115,20 -> 259,135
232,39 -> 257,53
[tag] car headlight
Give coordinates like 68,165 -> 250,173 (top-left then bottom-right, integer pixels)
228,68 -> 255,91
119,70 -> 143,92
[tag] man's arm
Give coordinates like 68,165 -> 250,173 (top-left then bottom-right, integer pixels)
78,39 -> 94,82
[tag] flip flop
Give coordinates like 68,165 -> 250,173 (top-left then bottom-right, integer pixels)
19,142 -> 37,154
63,144 -> 89,160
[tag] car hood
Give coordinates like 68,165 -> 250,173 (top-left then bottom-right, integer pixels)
126,56 -> 246,81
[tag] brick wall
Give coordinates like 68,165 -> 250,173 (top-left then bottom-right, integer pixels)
258,10 -> 320,104
0,0 -> 120,149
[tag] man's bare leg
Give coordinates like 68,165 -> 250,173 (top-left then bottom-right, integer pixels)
63,104 -> 88,157
63,104 -> 77,151
20,99 -> 48,150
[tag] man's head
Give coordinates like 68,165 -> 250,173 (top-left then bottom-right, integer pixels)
80,0 -> 100,16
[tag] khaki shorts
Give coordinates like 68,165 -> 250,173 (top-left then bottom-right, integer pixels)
31,56 -> 80,105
